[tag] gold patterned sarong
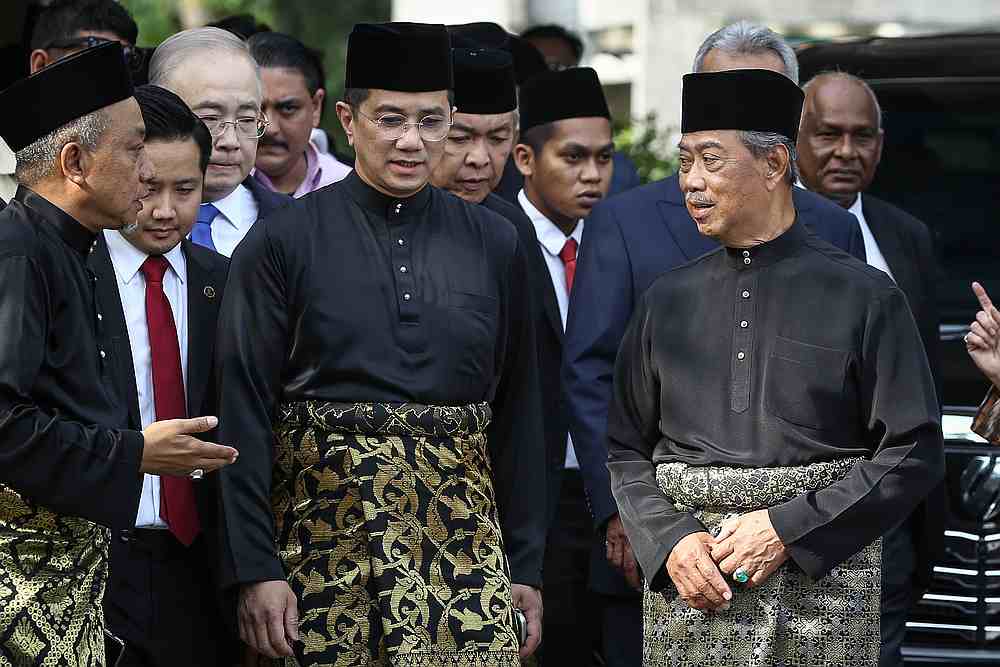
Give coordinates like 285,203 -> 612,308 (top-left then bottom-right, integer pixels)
0,485 -> 108,666
271,401 -> 520,667
645,459 -> 881,667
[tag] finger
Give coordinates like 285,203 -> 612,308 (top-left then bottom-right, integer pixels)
185,439 -> 239,461
249,615 -> 273,658
520,612 -> 542,658
609,537 -> 625,570
267,607 -> 294,657
606,536 -> 614,564
691,566 -> 727,607
709,539 -> 735,563
169,415 -> 220,435
977,311 -> 998,337
697,557 -> 732,602
971,322 -> 996,347
714,521 -> 737,543
623,549 -> 642,591
974,282 -> 995,314
284,590 -> 300,643
967,332 -> 989,350
717,551 -> 743,576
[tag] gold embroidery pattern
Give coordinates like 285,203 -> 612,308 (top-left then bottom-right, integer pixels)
645,458 -> 881,667
0,485 -> 108,666
271,401 -> 520,667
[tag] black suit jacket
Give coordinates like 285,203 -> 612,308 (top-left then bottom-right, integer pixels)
242,174 -> 293,220
90,235 -> 230,565
861,193 -> 944,596
482,194 -> 567,529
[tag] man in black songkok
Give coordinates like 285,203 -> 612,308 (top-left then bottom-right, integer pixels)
608,68 -> 944,666
217,22 -> 545,666
0,42 -> 236,666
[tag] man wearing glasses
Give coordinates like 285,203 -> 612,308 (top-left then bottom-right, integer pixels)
147,27 -> 289,258
215,22 -> 545,666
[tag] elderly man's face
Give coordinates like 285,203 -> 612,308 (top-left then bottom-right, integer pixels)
430,111 -> 516,204
797,76 -> 883,208
78,97 -> 152,230
336,89 -> 451,198
167,53 -> 262,202
125,138 -> 204,256
256,66 -> 324,186
677,130 -> 771,242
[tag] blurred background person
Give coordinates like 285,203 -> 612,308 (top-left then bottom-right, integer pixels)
521,23 -> 583,70
94,84 -> 236,667
248,31 -> 350,197
28,0 -> 140,74
147,27 -> 289,257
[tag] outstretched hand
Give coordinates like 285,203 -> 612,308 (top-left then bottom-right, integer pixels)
966,282 -> 1000,388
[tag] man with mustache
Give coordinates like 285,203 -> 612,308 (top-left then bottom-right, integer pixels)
512,66 -> 632,666
608,67 -> 943,666
249,31 -> 351,197
147,27 -> 289,257
91,84 -> 235,667
562,24 -> 868,665
215,22 -> 545,665
0,43 -> 237,665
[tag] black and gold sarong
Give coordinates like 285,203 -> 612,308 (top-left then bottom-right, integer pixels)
0,485 -> 108,666
271,401 -> 520,667
645,458 -> 881,667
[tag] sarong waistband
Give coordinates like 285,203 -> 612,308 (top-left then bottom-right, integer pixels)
276,400 -> 492,438
655,457 -> 862,511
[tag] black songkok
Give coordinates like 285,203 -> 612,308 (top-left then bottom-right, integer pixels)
0,42 -> 133,151
519,67 -> 611,134
448,22 -> 547,84
453,48 -> 517,115
346,23 -> 453,92
681,69 -> 805,142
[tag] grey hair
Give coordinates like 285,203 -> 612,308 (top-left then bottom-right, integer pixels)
693,21 -> 799,84
739,131 -> 799,184
14,110 -> 110,186
148,27 -> 260,93
802,71 -> 883,129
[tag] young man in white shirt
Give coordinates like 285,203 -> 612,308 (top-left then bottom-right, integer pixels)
512,67 -> 638,666
94,84 -> 234,667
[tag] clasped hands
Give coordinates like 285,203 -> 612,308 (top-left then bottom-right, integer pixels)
664,509 -> 788,612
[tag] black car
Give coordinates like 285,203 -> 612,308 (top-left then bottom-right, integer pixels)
797,33 -> 1000,664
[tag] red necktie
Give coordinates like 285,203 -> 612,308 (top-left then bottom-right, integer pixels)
559,238 -> 578,293
141,256 -> 200,546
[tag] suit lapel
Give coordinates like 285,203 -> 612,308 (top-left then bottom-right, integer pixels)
532,242 -> 565,344
862,197 -> 915,298
89,236 -> 141,429
183,241 -> 222,416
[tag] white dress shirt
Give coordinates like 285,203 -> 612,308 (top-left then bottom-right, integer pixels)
206,183 -> 258,258
848,193 -> 895,282
104,230 -> 189,528
518,190 -> 584,470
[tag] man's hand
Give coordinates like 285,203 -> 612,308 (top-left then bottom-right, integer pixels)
140,416 -> 238,476
710,510 -> 789,588
238,580 -> 299,658
665,532 -> 732,611
511,584 -> 542,658
966,282 -> 1000,388
606,514 -> 642,590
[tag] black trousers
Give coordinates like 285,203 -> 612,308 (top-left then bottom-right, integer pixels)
104,528 -> 236,667
880,522 -> 917,667
540,470 -> 642,667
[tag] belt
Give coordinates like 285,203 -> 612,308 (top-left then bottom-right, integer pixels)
118,528 -> 187,556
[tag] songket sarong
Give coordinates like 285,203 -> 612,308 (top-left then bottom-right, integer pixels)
271,401 -> 520,667
645,458 -> 881,667
0,485 -> 108,666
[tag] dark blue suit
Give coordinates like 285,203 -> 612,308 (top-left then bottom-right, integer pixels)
562,175 -> 866,609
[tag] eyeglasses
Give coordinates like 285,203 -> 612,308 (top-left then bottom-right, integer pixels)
357,110 -> 452,142
44,36 -> 145,72
197,115 -> 270,139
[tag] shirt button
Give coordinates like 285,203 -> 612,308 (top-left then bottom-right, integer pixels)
399,265 -> 408,274
737,351 -> 746,360
740,320 -> 749,328
97,313 -> 103,321
744,258 -> 751,265
742,291 -> 750,299
403,293 -> 412,301
99,350 -> 106,359
394,203 -> 403,214
397,238 -> 405,246
742,250 -> 750,257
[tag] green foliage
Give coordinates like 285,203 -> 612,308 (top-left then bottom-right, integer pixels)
614,113 -> 679,185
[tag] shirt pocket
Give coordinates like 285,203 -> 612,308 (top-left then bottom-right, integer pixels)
449,290 -> 498,317
765,336 -> 849,431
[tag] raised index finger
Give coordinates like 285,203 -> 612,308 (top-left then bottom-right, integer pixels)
974,282 -> 996,314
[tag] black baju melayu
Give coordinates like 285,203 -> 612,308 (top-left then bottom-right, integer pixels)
216,171 -> 545,666
608,220 -> 944,666
0,187 -> 144,665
